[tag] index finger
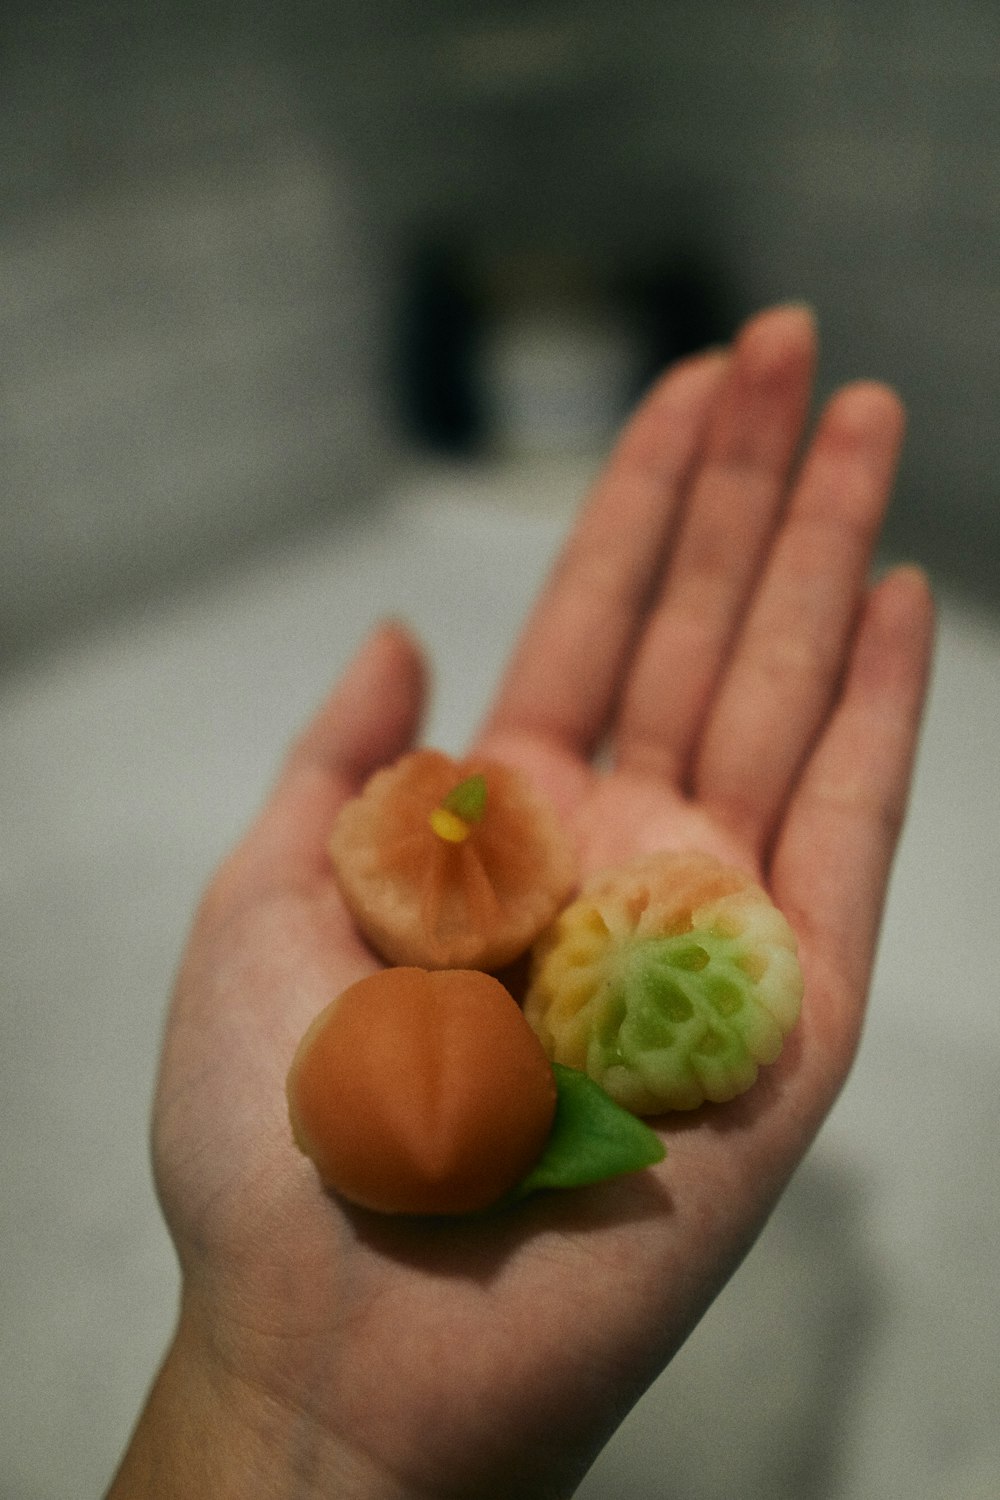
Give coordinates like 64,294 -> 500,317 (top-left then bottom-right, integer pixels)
480,349 -> 727,756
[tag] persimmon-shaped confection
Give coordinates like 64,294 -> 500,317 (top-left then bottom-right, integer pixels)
329,749 -> 577,970
286,967 -> 558,1215
524,851 -> 803,1115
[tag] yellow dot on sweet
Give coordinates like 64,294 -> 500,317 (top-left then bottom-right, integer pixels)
429,806 -> 473,843
429,773 -> 489,842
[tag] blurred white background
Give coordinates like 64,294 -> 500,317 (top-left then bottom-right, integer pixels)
2,4 -> 999,1496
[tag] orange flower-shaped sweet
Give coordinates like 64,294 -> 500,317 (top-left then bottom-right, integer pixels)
329,749 -> 577,970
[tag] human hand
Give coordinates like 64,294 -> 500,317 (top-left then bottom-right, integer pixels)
109,306 -> 933,1500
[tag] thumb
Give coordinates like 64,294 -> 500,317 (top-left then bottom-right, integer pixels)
220,621 -> 429,902
288,619 -> 430,787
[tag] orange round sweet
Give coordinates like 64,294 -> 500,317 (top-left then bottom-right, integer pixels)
328,749 -> 577,971
286,967 -> 558,1215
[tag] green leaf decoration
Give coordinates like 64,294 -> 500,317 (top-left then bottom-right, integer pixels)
513,1063 -> 665,1200
441,773 -> 488,823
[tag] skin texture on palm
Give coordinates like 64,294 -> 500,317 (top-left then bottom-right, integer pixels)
110,306 -> 934,1500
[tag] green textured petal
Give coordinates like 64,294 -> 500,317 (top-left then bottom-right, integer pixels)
586,930 -> 777,1109
513,1064 -> 665,1199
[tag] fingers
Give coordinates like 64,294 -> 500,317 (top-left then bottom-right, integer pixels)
772,565 -> 934,1036
692,380 -> 907,850
613,304 -> 818,784
220,621 -> 428,899
480,347 -> 727,755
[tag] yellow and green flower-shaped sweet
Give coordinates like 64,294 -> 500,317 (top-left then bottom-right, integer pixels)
524,851 -> 803,1115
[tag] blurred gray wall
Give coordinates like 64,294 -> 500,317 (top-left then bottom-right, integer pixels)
1,9 -> 393,662
3,0 -> 997,661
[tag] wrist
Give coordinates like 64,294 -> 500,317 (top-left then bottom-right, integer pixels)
106,1300 -> 419,1500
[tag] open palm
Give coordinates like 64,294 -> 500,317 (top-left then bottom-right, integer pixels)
130,308 -> 933,1500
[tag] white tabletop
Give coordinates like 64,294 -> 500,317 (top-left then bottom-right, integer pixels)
2,463 -> 998,1500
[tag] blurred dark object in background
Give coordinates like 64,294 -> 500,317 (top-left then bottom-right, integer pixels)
396,239 -> 487,454
620,249 -> 738,386
394,234 -> 737,457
